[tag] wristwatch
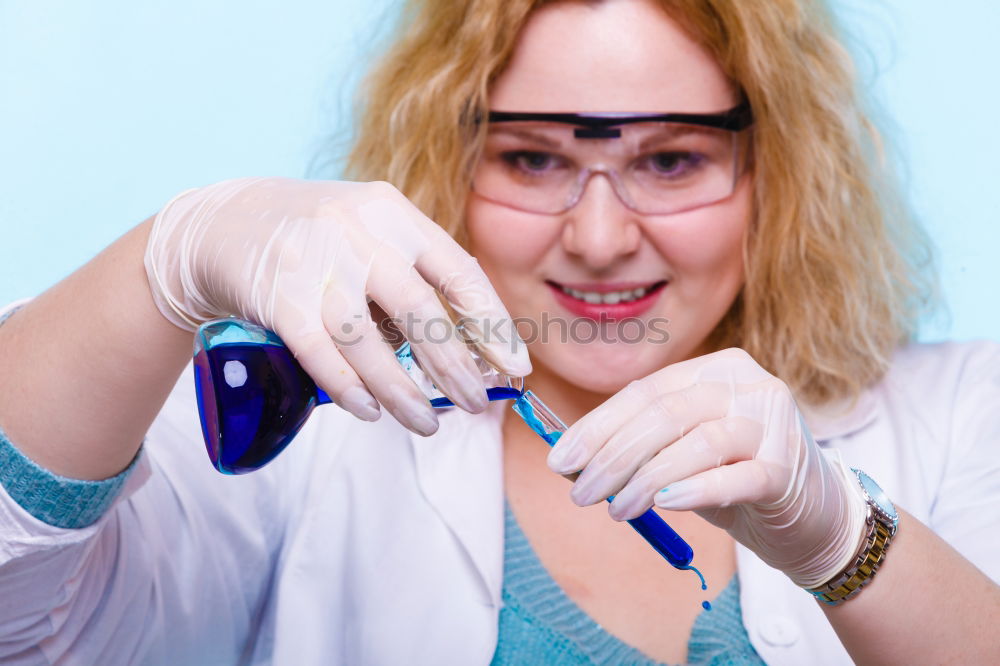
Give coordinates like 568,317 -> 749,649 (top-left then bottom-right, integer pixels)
809,469 -> 899,606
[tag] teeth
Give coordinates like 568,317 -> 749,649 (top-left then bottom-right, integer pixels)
558,284 -> 657,304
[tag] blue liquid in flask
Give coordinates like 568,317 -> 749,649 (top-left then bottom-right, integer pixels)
194,339 -> 320,474
194,318 -> 518,474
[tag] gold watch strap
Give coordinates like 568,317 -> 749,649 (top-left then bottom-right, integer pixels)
809,509 -> 894,605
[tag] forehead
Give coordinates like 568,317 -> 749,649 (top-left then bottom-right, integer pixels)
489,0 -> 736,113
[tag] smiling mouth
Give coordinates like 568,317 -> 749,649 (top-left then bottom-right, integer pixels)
545,280 -> 668,305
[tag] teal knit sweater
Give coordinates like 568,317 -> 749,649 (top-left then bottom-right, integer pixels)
492,503 -> 764,665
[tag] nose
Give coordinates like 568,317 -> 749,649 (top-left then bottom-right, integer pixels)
560,173 -> 641,270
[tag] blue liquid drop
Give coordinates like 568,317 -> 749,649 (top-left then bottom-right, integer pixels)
682,564 -> 713,610
679,564 -> 708,590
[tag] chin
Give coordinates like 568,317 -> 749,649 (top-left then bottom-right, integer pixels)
528,337 -> 677,396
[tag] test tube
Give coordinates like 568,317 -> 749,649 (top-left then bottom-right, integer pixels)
512,389 -> 695,570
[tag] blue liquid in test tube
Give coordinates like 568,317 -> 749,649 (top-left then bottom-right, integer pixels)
511,390 -> 698,572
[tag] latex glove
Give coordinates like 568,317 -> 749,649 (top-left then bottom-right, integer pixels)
145,177 -> 530,435
546,348 -> 867,588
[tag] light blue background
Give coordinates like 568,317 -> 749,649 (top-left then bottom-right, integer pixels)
1,1 -> 997,342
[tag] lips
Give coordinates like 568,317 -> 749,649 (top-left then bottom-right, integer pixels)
546,279 -> 667,321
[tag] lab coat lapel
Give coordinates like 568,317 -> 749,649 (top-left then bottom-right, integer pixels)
409,401 -> 506,608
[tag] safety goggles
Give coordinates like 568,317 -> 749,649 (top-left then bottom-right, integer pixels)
472,102 -> 753,216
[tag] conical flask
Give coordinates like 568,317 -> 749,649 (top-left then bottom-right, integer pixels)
193,318 -> 521,474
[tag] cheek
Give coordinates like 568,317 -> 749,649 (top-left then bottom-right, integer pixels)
466,200 -> 523,269
649,178 -> 750,287
465,198 -> 558,311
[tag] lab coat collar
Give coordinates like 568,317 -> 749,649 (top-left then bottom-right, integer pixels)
408,400 -> 507,608
798,387 -> 879,442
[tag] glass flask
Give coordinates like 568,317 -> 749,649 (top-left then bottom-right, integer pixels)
193,318 -> 521,474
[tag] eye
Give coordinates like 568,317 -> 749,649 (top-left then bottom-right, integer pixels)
641,151 -> 705,179
500,151 -> 564,175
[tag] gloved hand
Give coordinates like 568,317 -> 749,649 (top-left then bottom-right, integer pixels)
145,177 -> 531,435
546,348 -> 867,588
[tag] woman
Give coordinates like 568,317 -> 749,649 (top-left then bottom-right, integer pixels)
1,0 -> 998,664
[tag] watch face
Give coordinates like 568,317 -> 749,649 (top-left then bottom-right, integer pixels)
855,469 -> 899,524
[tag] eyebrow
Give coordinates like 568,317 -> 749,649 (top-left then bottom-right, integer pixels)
486,126 -> 563,149
635,124 -> 705,151
488,123 -> 711,154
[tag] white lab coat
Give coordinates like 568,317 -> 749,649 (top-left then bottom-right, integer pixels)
1,325 -> 999,665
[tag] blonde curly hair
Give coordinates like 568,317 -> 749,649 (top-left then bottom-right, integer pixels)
345,0 -> 936,405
